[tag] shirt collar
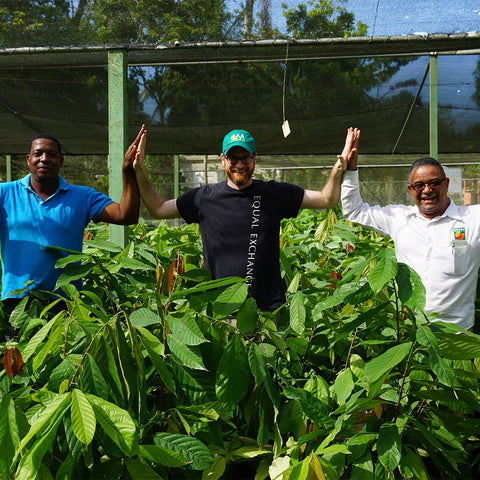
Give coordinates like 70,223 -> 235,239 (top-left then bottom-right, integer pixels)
408,197 -> 463,222
21,174 -> 70,193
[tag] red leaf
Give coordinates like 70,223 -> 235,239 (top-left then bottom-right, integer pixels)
2,347 -> 24,378
168,254 -> 185,292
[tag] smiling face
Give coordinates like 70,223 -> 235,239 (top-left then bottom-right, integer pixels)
407,164 -> 450,219
27,138 -> 64,184
221,146 -> 256,189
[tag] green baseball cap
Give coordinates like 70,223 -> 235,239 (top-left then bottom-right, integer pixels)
222,129 -> 256,155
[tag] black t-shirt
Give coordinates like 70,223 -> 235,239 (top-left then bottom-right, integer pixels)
176,179 -> 304,310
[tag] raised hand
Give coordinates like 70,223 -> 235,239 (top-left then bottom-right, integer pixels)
125,124 -> 147,171
337,127 -> 360,171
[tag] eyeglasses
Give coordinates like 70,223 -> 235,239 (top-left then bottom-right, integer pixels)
409,178 -> 446,192
225,154 -> 254,166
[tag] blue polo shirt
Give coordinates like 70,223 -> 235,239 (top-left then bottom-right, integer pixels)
0,175 -> 113,299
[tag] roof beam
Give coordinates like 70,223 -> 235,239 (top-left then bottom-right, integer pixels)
0,33 -> 479,69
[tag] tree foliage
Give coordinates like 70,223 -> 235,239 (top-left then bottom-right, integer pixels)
2,210 -> 480,479
0,0 -> 419,156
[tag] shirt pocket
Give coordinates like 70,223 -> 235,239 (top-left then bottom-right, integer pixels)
452,241 -> 469,275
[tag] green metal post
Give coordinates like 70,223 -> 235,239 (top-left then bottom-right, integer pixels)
108,49 -> 128,247
174,155 -> 179,227
6,154 -> 11,182
429,54 -> 438,160
174,155 -> 180,198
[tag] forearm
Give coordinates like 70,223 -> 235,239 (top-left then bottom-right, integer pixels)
117,167 -> 140,224
319,158 -> 345,207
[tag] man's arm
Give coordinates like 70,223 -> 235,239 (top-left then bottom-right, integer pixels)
340,129 -> 392,236
301,127 -> 359,209
98,125 -> 145,225
132,131 -> 181,219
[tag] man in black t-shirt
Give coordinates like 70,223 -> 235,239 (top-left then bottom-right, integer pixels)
134,128 -> 357,310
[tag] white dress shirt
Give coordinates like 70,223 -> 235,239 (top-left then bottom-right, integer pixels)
341,169 -> 480,330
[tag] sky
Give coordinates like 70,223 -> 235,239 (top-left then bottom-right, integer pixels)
227,0 -> 480,131
227,0 -> 480,36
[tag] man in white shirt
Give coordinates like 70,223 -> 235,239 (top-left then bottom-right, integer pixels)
341,128 -> 480,330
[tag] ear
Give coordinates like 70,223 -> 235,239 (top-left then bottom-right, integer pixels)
407,184 -> 413,194
221,153 -> 227,167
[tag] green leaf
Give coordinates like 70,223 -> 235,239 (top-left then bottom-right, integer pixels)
367,248 -> 397,293
55,454 -> 75,480
173,363 -> 216,404
399,447 -> 429,480
172,276 -> 245,297
438,333 -> 480,360
428,349 -> 457,387
137,327 -> 176,395
48,357 -> 77,393
167,314 -> 209,346
365,342 -> 412,384
350,451 -> 374,480
138,444 -> 187,468
129,308 -> 163,327
84,238 -> 124,253
153,432 -> 213,471
289,291 -> 306,335
377,423 -> 402,472
248,343 -> 268,387
396,263 -> 425,311
54,253 -> 90,268
125,458 -> 165,479
333,368 -> 355,405
14,392 -> 72,464
201,454 -> 226,480
236,297 -> 258,333
216,334 -> 249,405
71,389 -> 96,446
167,335 -> 207,370
212,282 -> 249,317
0,395 -> 19,477
15,405 -> 68,480
55,264 -> 95,288
282,384 -> 330,425
86,394 -> 138,456
117,257 -> 156,270
21,318 -> 57,362
416,322 -> 439,350
80,354 -> 109,399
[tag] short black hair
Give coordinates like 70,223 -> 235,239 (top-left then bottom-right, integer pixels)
30,134 -> 62,154
409,157 -> 445,179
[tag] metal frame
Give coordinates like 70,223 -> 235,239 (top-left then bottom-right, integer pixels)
2,34 -> 478,245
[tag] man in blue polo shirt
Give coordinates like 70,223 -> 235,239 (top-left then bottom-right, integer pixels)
1,125 -> 145,340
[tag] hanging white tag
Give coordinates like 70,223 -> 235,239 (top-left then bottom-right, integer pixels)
282,120 -> 291,138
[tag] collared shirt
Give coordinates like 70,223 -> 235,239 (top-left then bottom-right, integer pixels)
341,170 -> 480,330
0,175 -> 112,299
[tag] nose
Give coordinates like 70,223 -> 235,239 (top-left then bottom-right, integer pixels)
423,183 -> 433,193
